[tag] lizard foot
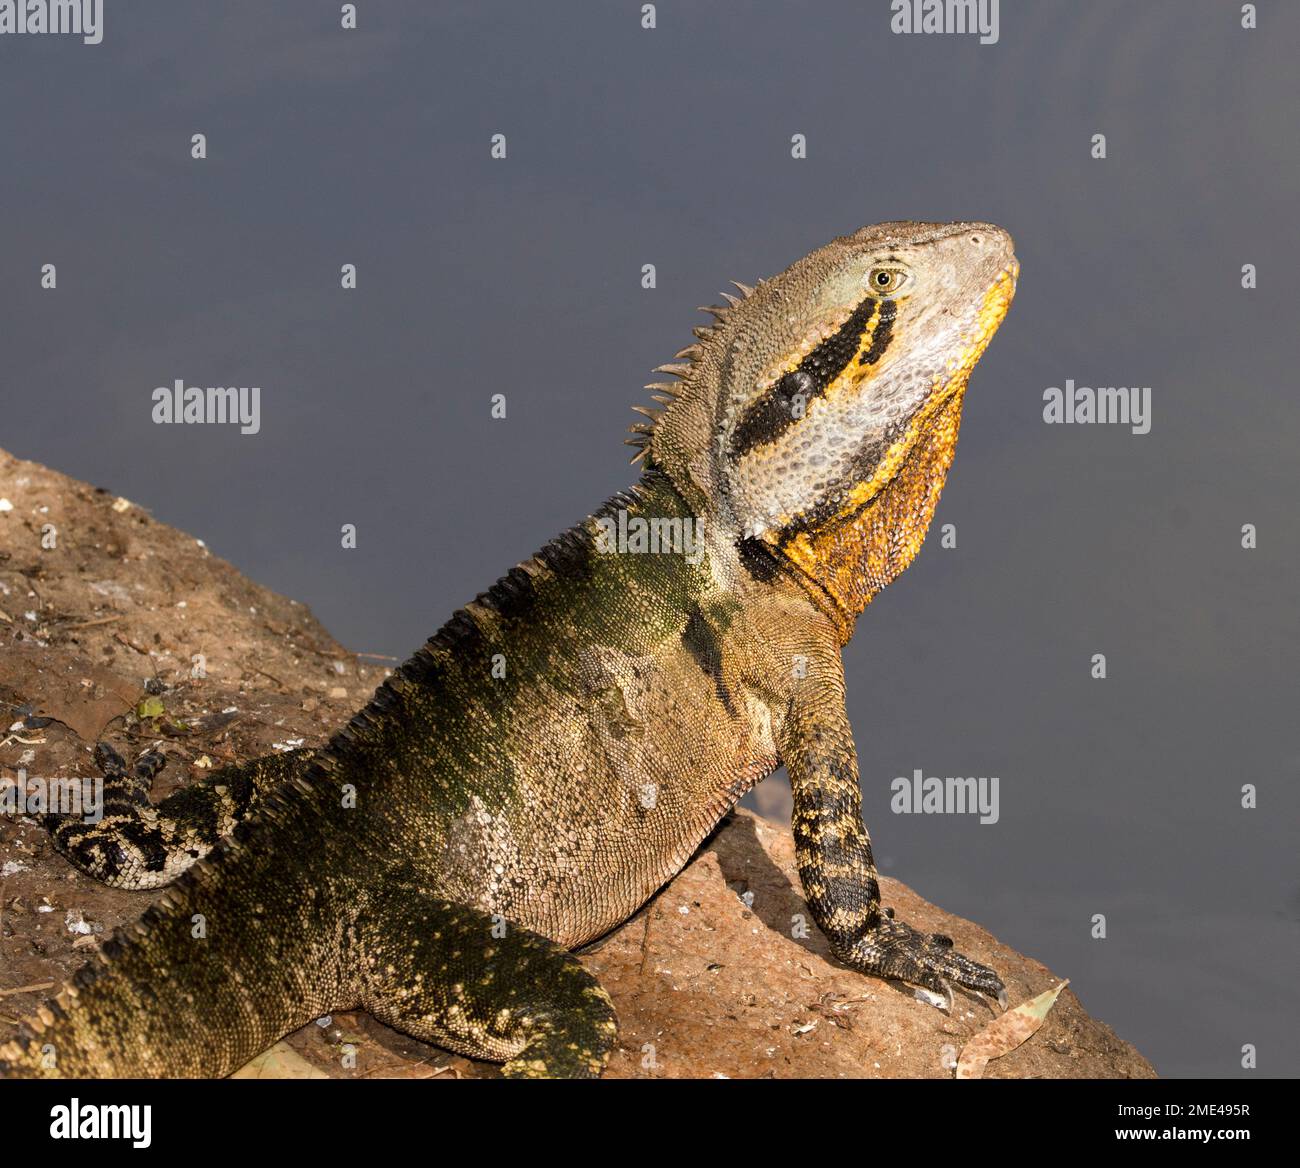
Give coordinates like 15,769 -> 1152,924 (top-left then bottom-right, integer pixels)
44,741 -> 172,886
91,740 -> 167,806
844,907 -> 1004,1012
48,742 -> 313,889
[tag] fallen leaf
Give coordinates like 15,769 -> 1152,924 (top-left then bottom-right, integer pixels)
136,696 -> 165,720
232,1041 -> 330,1079
955,980 -> 1069,1080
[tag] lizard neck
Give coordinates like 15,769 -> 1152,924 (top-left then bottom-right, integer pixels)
763,383 -> 968,643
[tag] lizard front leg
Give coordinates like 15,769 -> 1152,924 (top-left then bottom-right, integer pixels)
779,649 -> 1005,1011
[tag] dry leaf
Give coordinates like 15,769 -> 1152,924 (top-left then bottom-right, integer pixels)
232,1041 -> 330,1079
955,979 -> 1069,1079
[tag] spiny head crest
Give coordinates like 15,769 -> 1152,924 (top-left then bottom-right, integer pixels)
624,281 -> 757,464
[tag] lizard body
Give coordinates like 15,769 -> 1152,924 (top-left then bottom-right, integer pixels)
1,219 -> 1016,1077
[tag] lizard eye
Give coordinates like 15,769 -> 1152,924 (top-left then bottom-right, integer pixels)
866,267 -> 909,296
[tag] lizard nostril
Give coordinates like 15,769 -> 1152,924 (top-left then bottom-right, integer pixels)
969,233 -> 984,246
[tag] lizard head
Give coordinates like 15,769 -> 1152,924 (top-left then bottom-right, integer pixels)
635,220 -> 1017,631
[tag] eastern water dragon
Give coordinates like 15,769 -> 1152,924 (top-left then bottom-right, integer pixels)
1,219 -> 1017,1078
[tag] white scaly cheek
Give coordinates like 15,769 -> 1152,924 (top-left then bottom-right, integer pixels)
729,354 -> 948,536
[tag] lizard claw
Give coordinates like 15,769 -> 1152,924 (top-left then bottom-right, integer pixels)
913,978 -> 953,1012
842,911 -> 1005,1012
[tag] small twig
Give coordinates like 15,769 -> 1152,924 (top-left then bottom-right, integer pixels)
114,631 -> 150,656
0,982 -> 55,997
58,614 -> 122,631
353,651 -> 400,662
249,666 -> 286,689
638,911 -> 654,978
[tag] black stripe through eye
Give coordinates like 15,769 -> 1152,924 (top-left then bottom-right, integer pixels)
729,296 -> 879,458
858,298 -> 896,365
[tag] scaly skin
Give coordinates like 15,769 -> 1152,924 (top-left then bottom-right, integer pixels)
3,220 -> 1016,1077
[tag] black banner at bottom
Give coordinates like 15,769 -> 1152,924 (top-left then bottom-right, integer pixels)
0,1077 -> 1281,1153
